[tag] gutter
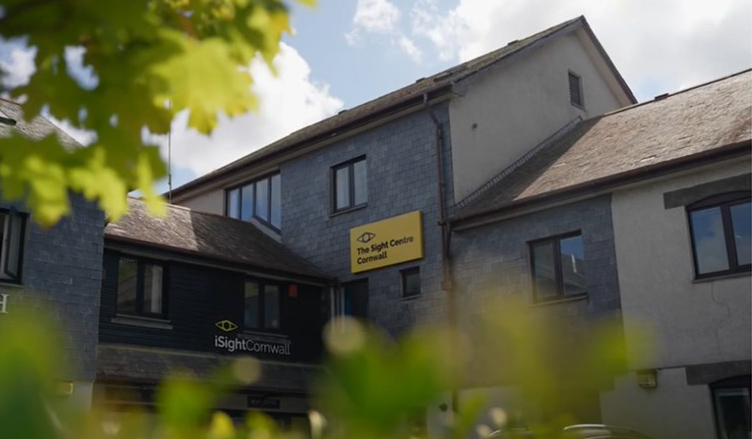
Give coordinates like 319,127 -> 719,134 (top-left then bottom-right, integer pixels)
450,140 -> 752,231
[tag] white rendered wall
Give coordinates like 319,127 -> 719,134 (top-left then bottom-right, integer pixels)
611,159 -> 751,370
604,158 -> 751,439
178,188 -> 224,215
449,29 -> 628,202
600,368 -> 716,439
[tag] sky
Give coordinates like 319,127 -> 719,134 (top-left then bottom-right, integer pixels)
1,0 -> 751,193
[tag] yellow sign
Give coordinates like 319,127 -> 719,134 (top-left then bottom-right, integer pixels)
350,211 -> 423,273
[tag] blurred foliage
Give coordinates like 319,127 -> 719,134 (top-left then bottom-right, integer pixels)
0,299 -> 637,439
0,0 -> 313,226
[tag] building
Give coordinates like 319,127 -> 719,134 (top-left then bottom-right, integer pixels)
0,99 -> 106,407
448,70 -> 751,439
168,16 -> 633,338
95,198 -> 331,429
600,72 -> 751,439
97,15 -> 749,439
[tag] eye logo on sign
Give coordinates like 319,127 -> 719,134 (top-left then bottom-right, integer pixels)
215,319 -> 238,332
357,231 -> 376,243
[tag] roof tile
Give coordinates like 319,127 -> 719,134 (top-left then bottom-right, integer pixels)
454,70 -> 752,220
105,198 -> 330,280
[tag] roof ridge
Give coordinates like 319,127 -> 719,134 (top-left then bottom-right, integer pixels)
290,16 -> 584,131
168,16 -> 589,198
602,68 -> 752,118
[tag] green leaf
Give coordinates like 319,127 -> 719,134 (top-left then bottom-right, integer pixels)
0,0 -> 303,224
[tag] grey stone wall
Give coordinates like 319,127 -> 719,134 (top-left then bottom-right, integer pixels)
451,195 -> 621,333
281,105 -> 453,336
0,193 -> 104,381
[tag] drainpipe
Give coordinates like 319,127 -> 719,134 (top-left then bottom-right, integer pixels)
423,93 -> 458,413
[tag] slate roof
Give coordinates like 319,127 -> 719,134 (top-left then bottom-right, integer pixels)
105,197 -> 330,280
171,15 -> 634,198
97,344 -> 319,392
0,98 -> 80,147
452,69 -> 752,223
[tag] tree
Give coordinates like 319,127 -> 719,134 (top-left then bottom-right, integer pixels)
0,0 -> 311,226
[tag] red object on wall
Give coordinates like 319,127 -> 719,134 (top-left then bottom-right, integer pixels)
288,284 -> 298,298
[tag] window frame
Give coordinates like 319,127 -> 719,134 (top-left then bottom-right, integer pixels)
528,231 -> 587,303
224,171 -> 281,231
687,192 -> 751,279
568,70 -> 584,109
243,279 -> 283,332
116,255 -> 168,319
400,267 -> 421,299
331,156 -> 367,214
0,209 -> 26,283
711,375 -> 751,439
0,109 -> 15,126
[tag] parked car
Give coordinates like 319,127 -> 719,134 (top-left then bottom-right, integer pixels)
487,424 -> 652,439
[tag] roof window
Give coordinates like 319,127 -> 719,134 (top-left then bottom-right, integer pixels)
0,109 -> 16,126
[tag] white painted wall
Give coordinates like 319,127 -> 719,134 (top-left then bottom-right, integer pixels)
70,380 -> 94,409
449,29 -> 628,202
601,368 -> 716,439
611,159 -> 751,370
178,188 -> 224,215
604,158 -> 752,439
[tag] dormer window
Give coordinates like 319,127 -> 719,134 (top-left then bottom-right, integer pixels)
0,109 -> 15,126
225,173 -> 281,230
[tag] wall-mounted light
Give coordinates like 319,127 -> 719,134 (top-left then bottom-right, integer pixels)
637,369 -> 658,389
57,381 -> 74,396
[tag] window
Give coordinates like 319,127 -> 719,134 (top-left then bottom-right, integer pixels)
243,280 -> 281,330
401,267 -> 420,298
332,157 -> 367,212
712,376 -> 751,439
225,173 -> 281,229
529,233 -> 586,302
0,109 -> 15,126
569,71 -> 584,108
117,256 -> 166,318
0,210 -> 25,282
338,280 -> 368,319
688,193 -> 751,278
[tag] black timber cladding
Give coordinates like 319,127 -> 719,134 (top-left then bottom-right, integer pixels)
99,250 -> 326,364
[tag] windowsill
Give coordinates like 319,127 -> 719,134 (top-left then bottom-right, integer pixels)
0,280 -> 24,289
530,293 -> 588,307
112,314 -> 173,330
399,294 -> 421,302
693,270 -> 751,284
330,204 -> 367,218
571,103 -> 585,111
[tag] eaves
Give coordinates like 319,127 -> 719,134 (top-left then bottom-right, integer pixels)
450,140 -> 752,231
